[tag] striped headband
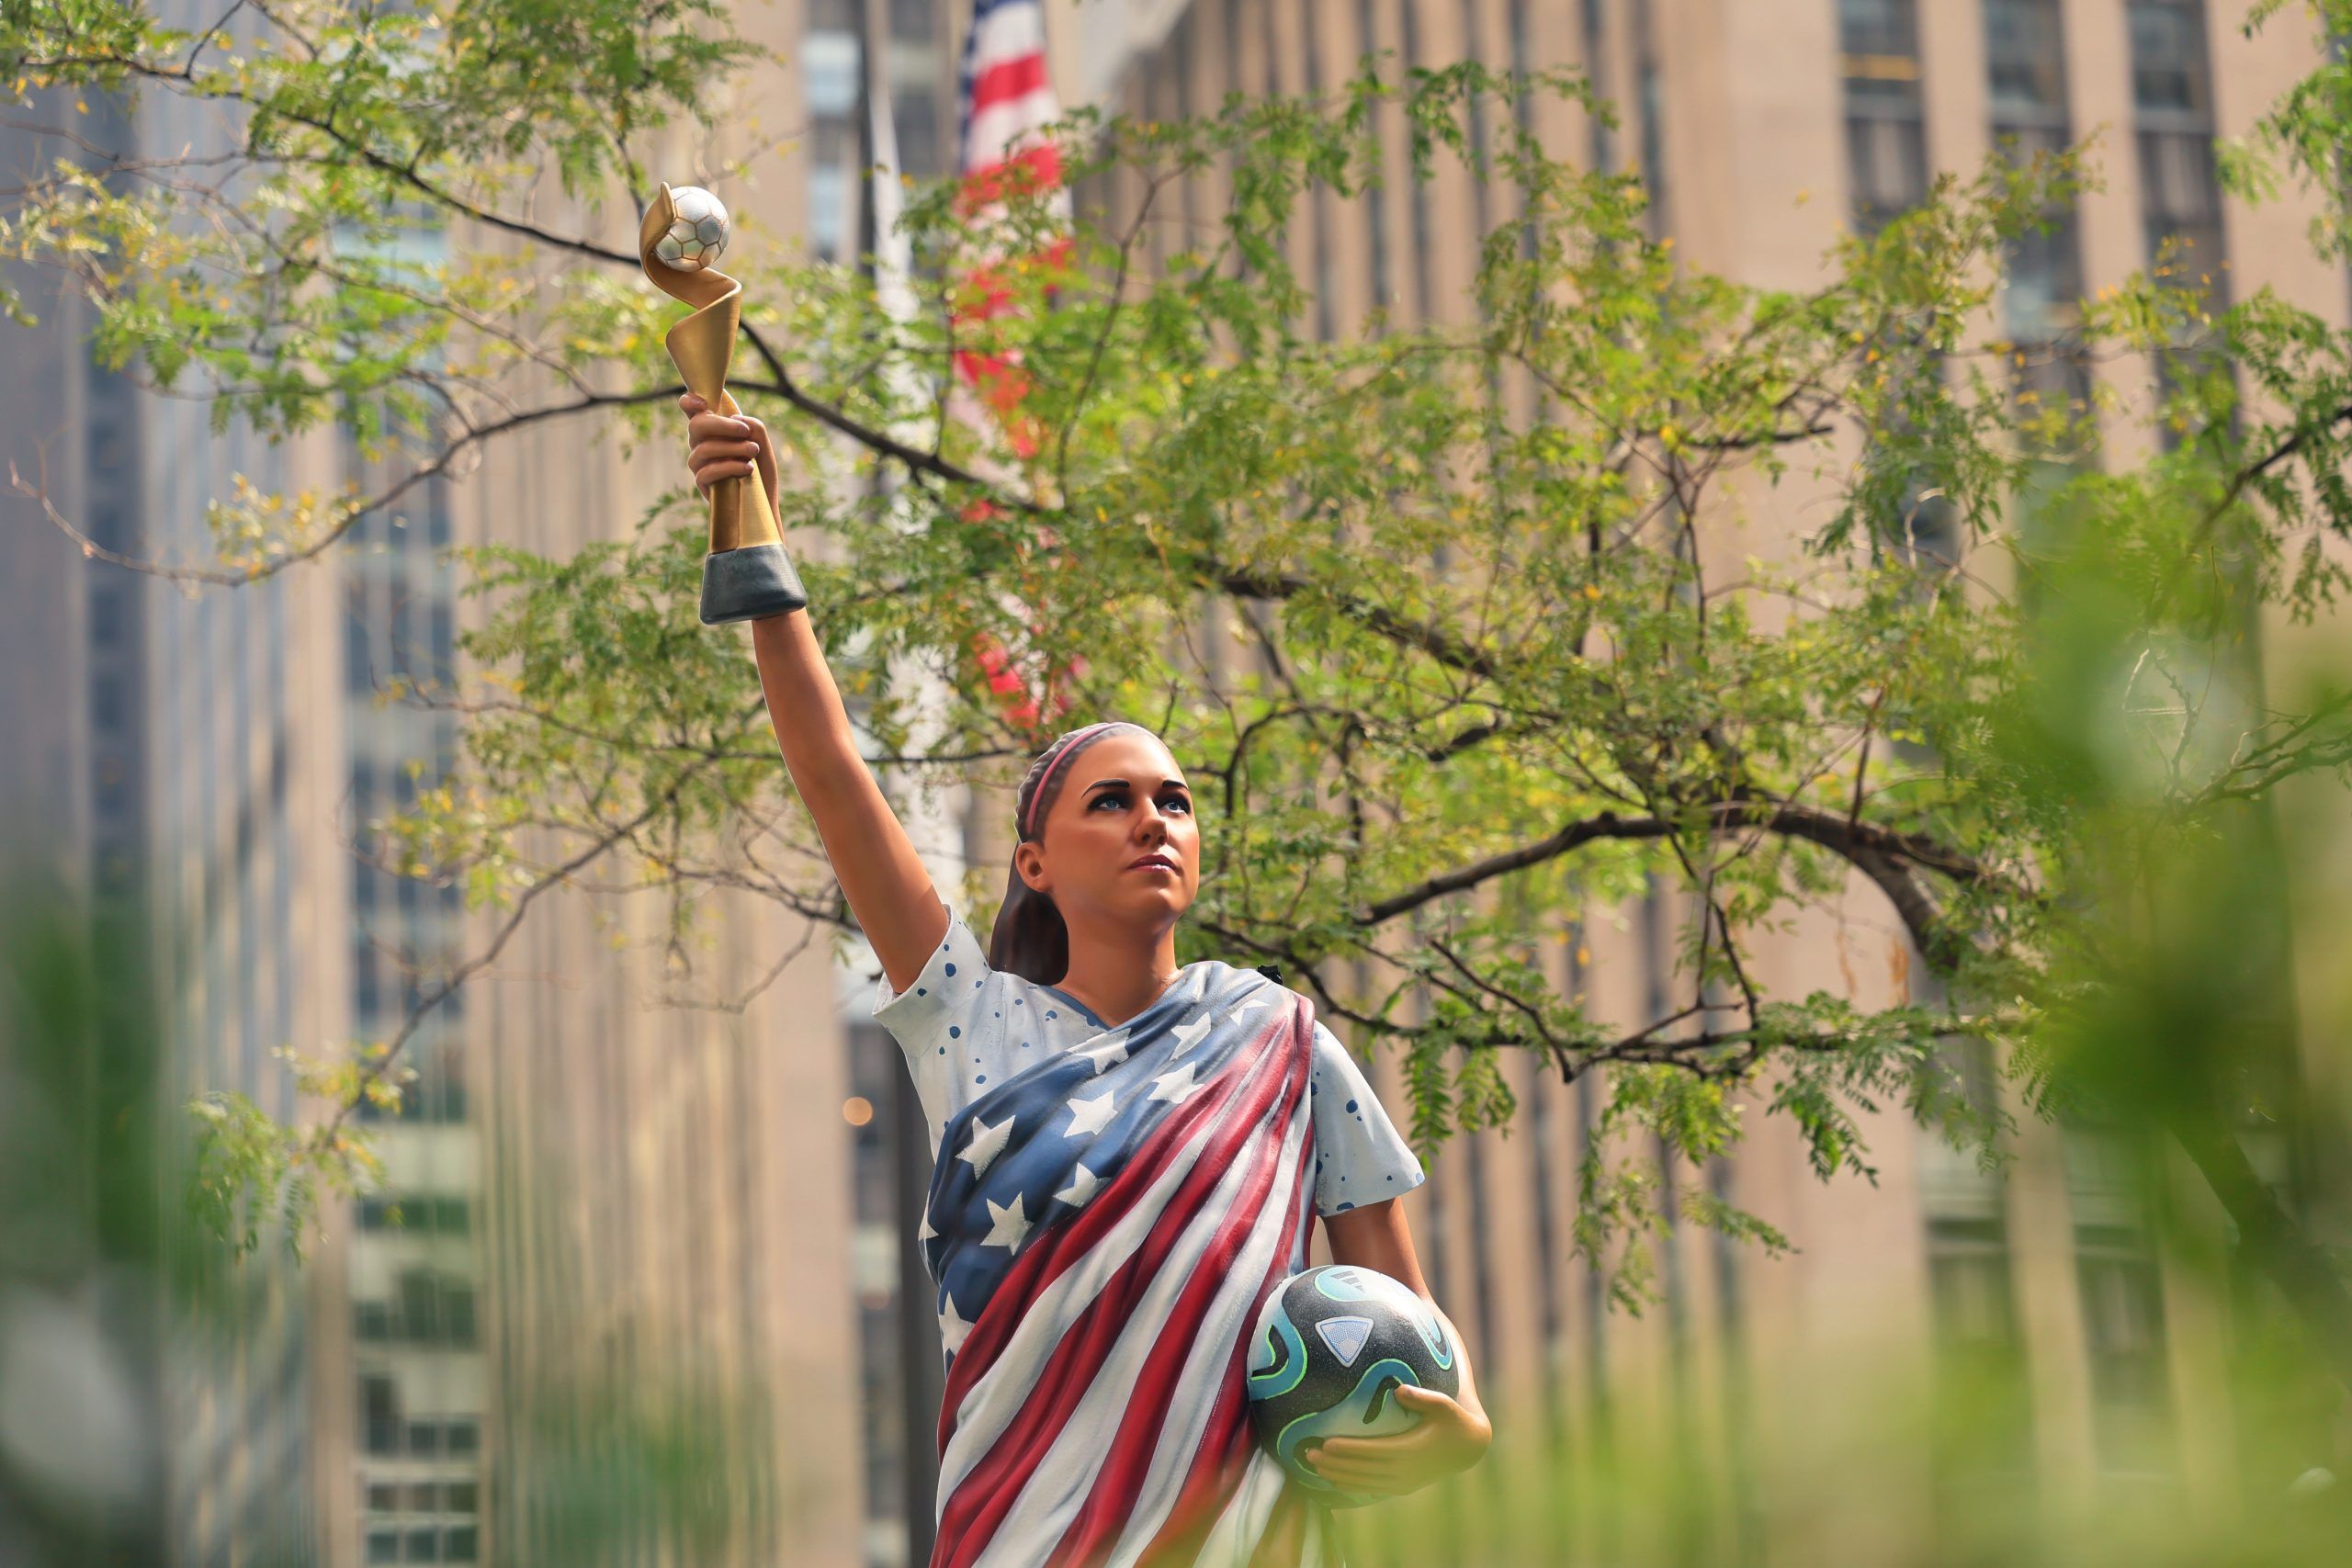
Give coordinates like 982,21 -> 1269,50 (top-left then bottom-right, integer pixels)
1020,721 -> 1148,842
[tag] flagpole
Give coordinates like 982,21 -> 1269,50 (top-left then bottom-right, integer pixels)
854,2 -> 950,1560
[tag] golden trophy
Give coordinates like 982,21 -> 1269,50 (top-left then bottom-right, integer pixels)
638,182 -> 808,625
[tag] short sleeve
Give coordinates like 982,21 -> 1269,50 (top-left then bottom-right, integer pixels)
1308,1020 -> 1427,1216
871,899 -> 1001,1144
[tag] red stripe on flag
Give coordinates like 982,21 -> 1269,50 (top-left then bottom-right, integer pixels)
933,1018 -> 1308,1567
933,1043 -> 1298,1567
1134,1115 -> 1318,1562
1047,1029 -> 1316,1565
938,1009 -> 1296,1432
969,54 -> 1050,114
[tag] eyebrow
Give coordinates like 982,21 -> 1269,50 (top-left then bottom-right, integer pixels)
1082,777 -> 1191,795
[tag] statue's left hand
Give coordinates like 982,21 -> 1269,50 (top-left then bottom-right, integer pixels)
1301,1384 -> 1492,1498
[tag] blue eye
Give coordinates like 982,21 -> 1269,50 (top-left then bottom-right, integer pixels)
1092,791 -> 1191,814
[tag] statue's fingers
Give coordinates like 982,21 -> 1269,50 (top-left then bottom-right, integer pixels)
687,412 -> 751,442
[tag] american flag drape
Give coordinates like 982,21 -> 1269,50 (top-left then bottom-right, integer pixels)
953,0 -> 1082,738
923,968 -> 1335,1566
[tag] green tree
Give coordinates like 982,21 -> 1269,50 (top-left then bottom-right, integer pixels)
8,0 -> 2352,1392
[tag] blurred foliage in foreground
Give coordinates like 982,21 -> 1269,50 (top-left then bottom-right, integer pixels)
0,870 -> 763,1566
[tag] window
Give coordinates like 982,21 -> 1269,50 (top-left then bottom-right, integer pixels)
368,1483 -> 400,1514
1984,0 -> 2084,346
409,1420 -> 443,1458
2127,0 -> 2229,448
896,89 -> 943,180
443,1527 -> 479,1563
1582,0 -> 1614,173
446,1418 -> 481,1458
2129,0 -> 2211,115
888,0 -> 931,42
801,30 -> 859,118
89,581 -> 128,648
1925,1215 -> 2035,1504
1633,0 -> 1667,234
2078,1230 -> 2176,1477
445,1283 -> 478,1348
361,1374 -> 401,1455
404,1526 -> 439,1562
1842,0 -> 1928,231
367,1529 -> 400,1564
2063,1120 -> 2177,1478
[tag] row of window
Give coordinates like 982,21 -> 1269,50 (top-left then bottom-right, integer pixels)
367,1478 -> 481,1515
357,1194 -> 472,1235
365,1524 -> 478,1563
360,1412 -> 482,1461
354,1270 -> 481,1348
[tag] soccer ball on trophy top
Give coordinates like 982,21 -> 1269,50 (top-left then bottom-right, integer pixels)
635,180 -> 805,626
1244,1264 -> 1460,1508
650,186 -> 731,273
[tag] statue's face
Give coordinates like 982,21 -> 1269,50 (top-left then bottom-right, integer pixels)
1017,731 -> 1198,926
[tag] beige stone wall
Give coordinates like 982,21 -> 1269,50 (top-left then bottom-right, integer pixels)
445,8 -> 865,1562
1073,4 -> 2345,1561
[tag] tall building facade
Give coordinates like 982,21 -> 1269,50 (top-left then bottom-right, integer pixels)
446,3 -> 974,1563
0,31 -> 354,1568
1054,1 -> 2342,1560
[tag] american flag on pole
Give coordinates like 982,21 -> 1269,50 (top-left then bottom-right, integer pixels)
922,967 -> 1334,1565
953,0 -> 1082,737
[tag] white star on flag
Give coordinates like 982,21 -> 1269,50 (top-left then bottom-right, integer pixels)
1065,1089 -> 1118,1137
960,1111 -> 1015,1177
981,1193 -> 1033,1251
940,1291 -> 975,1354
1149,1061 -> 1204,1105
1074,1032 -> 1132,1074
1167,1014 -> 1211,1060
918,1209 -> 937,1243
1054,1163 -> 1102,1207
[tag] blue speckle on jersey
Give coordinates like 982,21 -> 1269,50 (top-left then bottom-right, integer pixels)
877,908 -> 1424,1218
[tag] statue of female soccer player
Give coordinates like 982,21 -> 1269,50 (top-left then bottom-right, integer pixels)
680,392 -> 1491,1563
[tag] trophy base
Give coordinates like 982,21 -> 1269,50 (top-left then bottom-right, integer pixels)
700,542 -> 808,626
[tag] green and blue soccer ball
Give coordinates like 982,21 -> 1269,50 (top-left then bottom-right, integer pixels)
1244,1264 -> 1459,1507
652,186 -> 730,272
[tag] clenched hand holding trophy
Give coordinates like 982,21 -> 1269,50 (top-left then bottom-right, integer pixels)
638,182 -> 808,625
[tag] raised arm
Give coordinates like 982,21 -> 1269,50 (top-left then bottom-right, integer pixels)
683,392 -> 951,993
